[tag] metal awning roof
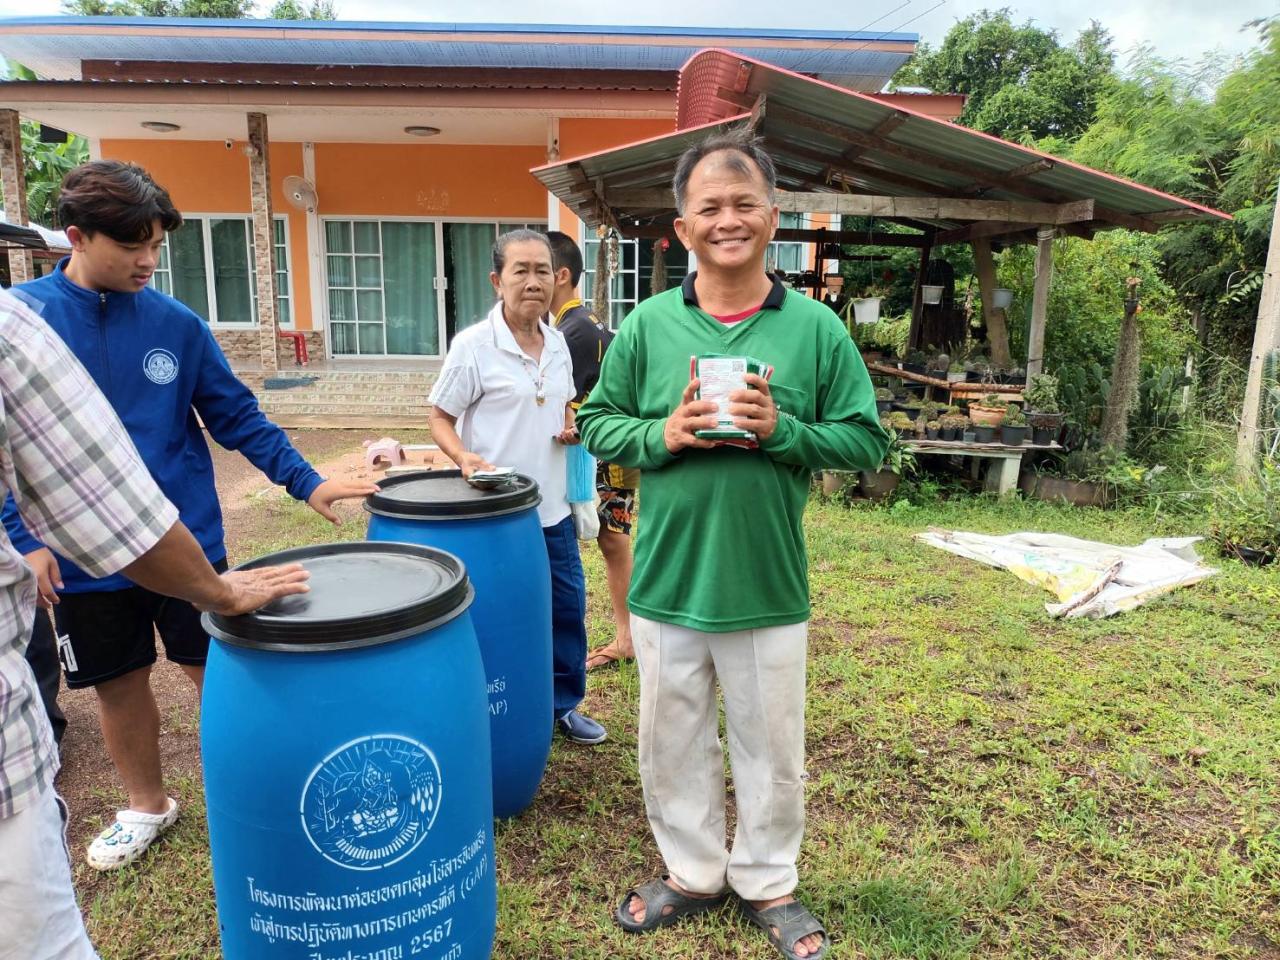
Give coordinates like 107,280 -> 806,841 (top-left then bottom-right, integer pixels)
0,17 -> 915,92
532,48 -> 1231,240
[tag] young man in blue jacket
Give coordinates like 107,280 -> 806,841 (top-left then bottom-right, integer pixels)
1,160 -> 376,872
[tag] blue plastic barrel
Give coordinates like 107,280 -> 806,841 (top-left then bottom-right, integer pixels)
365,471 -> 551,819
201,542 -> 496,960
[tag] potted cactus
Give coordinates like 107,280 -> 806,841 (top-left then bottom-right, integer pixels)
884,411 -> 916,439
874,386 -> 894,416
967,393 -> 1007,428
1000,404 -> 1029,445
924,418 -> 941,440
1023,372 -> 1065,444
940,413 -> 969,441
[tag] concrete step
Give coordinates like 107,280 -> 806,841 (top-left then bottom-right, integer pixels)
265,372 -> 436,385
264,382 -> 433,396
262,403 -> 431,417
261,396 -> 432,408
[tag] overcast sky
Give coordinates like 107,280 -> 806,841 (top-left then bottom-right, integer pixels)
0,0 -> 1272,69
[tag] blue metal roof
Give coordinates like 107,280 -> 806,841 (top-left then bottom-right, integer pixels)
0,17 -> 916,91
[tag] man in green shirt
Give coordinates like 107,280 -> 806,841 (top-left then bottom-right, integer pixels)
577,129 -> 888,960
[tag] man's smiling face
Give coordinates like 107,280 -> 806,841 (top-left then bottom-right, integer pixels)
674,150 -> 779,277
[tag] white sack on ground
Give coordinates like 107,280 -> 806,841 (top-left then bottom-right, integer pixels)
915,530 -> 1217,619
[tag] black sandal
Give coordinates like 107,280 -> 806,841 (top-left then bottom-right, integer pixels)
614,876 -> 727,933
739,899 -> 829,959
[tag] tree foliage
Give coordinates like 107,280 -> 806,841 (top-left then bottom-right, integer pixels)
61,0 -> 336,15
1071,19 -> 1279,363
19,123 -> 89,228
895,10 -> 1116,141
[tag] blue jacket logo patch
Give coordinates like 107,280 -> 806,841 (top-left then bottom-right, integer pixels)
143,348 -> 179,385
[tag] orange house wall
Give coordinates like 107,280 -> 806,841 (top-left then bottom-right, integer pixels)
100,139 -> 552,333
101,139 -> 313,330
102,123 -> 693,334
313,143 -> 548,218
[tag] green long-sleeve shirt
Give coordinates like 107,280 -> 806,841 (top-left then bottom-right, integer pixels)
577,274 -> 889,632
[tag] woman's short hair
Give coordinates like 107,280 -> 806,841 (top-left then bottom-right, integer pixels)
492,229 -> 551,275
57,160 -> 182,243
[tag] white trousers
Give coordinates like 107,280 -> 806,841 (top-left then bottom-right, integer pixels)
633,614 -> 808,902
0,784 -> 99,960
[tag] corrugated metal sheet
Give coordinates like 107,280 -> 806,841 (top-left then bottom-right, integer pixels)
0,17 -> 913,90
534,48 -> 1229,231
678,49 -> 1230,224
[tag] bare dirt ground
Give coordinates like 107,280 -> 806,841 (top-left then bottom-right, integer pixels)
51,430 -> 420,859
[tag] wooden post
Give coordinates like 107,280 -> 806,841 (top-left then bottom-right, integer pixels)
1027,227 -> 1055,377
247,112 -> 279,373
907,240 -> 930,350
971,237 -> 1011,369
1236,178 -> 1280,470
0,109 -> 34,285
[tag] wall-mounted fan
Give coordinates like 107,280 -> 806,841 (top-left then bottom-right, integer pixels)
282,175 -> 319,214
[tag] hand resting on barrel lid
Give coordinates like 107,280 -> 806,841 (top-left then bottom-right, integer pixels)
121,521 -> 310,616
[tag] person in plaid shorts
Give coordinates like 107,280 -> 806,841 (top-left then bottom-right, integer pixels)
0,287 -> 309,960
546,231 -> 638,669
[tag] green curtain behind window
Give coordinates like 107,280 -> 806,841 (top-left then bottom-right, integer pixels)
381,221 -> 438,356
168,220 -> 209,321
447,223 -> 496,334
210,219 -> 253,324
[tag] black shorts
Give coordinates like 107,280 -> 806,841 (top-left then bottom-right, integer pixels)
52,558 -> 228,689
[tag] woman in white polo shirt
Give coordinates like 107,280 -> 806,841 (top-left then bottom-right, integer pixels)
427,229 -> 606,747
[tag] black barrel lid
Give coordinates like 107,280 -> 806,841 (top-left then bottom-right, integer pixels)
364,468 -> 541,520
203,541 -> 473,653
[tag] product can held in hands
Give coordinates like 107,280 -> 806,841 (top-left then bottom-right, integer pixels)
692,354 -> 774,442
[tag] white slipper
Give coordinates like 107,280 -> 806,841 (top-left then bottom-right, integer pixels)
86,797 -> 179,871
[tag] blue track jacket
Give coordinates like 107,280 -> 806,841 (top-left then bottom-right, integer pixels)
2,259 -> 324,592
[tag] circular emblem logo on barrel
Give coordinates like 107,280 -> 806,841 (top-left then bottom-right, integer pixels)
300,734 -> 443,871
142,348 -> 179,385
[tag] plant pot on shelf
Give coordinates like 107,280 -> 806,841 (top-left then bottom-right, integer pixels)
893,404 -> 923,421
1026,411 -> 1064,446
962,430 -> 977,443
927,368 -> 949,381
876,400 -> 891,415
894,426 -> 915,440
921,284 -> 944,305
852,297 -> 882,325
940,427 -> 957,442
858,469 -> 901,503
992,288 -> 1014,309
973,425 -> 998,443
947,371 -> 967,383
1001,424 -> 1028,446
967,404 -> 1006,427
925,427 -> 940,440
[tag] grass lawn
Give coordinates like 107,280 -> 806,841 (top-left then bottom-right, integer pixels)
73,447 -> 1279,959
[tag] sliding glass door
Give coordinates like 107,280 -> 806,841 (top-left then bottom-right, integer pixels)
325,219 -> 440,357
324,219 -> 544,358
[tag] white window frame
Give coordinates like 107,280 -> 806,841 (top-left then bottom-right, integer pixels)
153,213 -> 293,328
767,212 -> 809,276
580,229 -> 640,331
319,216 -> 547,359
